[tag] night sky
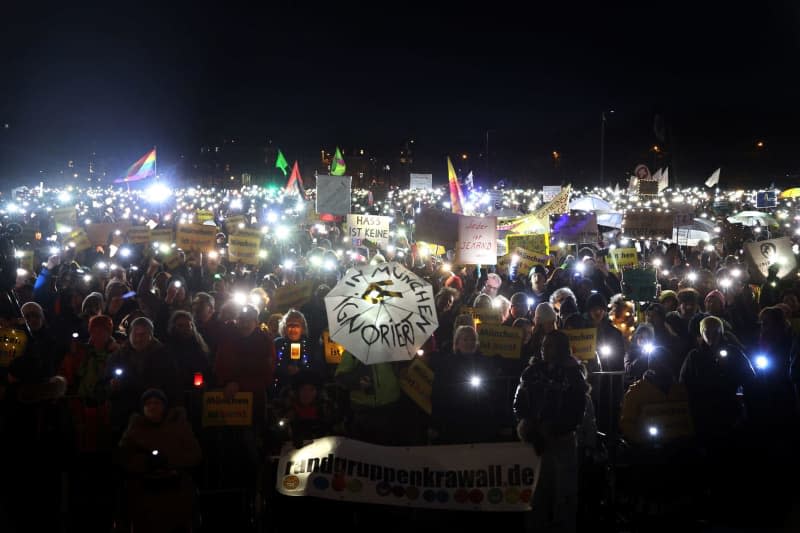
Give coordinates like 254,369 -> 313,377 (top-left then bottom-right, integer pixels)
1,4 -> 799,187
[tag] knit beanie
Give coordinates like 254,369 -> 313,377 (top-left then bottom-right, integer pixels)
534,302 -> 557,323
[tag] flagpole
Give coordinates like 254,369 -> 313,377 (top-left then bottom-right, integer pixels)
154,145 -> 158,180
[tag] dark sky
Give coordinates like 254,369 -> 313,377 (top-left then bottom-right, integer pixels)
2,4 -> 799,187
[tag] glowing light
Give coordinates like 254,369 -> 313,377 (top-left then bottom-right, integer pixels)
233,292 -> 247,305
719,350 -> 728,358
469,375 -> 482,388
648,426 -> 659,437
145,183 -> 172,202
755,355 -> 769,370
600,345 -> 612,357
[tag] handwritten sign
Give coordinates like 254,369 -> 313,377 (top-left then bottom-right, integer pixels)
512,247 -> 549,277
399,357 -> 434,414
639,401 -> 693,442
409,173 -> 433,190
127,226 -> 151,245
455,215 -> 497,265
195,209 -> 215,223
459,306 -> 501,325
542,185 -> 562,203
477,323 -> 525,359
744,237 -> 797,283
346,214 -> 391,247
201,391 -> 253,427
17,250 -> 33,274
225,215 -> 247,233
85,222 -> 131,246
176,223 -> 217,252
272,281 -> 314,312
607,247 -> 638,273
68,229 -> 92,252
506,233 -> 549,255
564,328 -> 597,361
228,228 -> 262,265
150,228 -> 174,245
322,330 -> 345,365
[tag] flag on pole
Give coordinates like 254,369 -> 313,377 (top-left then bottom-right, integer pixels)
275,149 -> 289,176
115,148 -> 156,183
658,167 -> 669,192
464,171 -> 474,189
447,157 -> 464,214
284,161 -> 305,196
331,147 -> 346,176
705,168 -> 720,188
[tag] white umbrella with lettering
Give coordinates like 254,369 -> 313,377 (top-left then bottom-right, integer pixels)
324,262 -> 438,364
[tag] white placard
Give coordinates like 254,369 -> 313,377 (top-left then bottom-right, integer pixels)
455,216 -> 497,265
409,173 -> 433,190
346,214 -> 391,246
542,186 -> 562,203
316,175 -> 352,216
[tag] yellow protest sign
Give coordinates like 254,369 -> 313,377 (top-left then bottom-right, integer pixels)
322,330 -> 345,364
506,233 -> 549,254
225,215 -> 247,233
608,247 -> 638,273
53,207 -> 77,232
127,226 -> 151,245
68,229 -> 92,252
272,281 -> 314,312
0,327 -> 27,367
150,228 -> 175,245
228,228 -> 262,265
459,306 -> 501,325
201,391 -> 253,427
564,328 -> 597,361
399,357 -> 434,414
512,247 -> 549,277
477,323 -> 525,359
176,223 -> 217,252
639,401 -> 693,442
196,209 -> 215,223
417,241 -> 446,256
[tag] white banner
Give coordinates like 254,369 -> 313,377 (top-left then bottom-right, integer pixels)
276,437 -> 539,512
316,175 -> 352,216
455,216 -> 497,265
542,185 -> 562,202
409,173 -> 433,190
346,214 -> 391,247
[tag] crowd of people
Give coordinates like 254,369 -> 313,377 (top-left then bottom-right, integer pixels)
0,182 -> 799,532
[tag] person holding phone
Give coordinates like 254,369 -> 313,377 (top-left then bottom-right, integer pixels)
273,309 -> 314,395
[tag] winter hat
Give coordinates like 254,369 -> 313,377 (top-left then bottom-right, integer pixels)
704,290 -> 725,308
585,292 -> 608,312
141,388 -> 168,407
444,274 -> 464,291
88,314 -> 114,333
534,302 -> 557,324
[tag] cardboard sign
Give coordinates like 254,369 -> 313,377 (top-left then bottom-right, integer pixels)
607,247 -> 639,273
743,237 -> 797,283
346,214 -> 391,247
506,233 -> 549,255
195,209 -> 215,223
316,175 -> 352,216
150,228 -> 175,245
399,356 -> 434,415
564,328 -> 597,361
228,228 -> 261,265
623,268 -> 658,302
455,215 -> 497,265
638,180 -> 659,195
409,173 -> 433,190
176,223 -> 217,252
322,330 -> 345,365
756,191 -> 777,209
623,211 -> 674,239
542,185 -> 562,203
68,229 -> 92,252
477,323 -> 525,359
460,306 -> 501,325
85,222 -> 131,246
550,212 -> 599,245
17,250 -> 34,274
201,391 -> 253,427
0,327 -> 28,367
53,207 -> 77,232
639,401 -> 693,441
272,281 -> 314,312
512,247 -> 549,277
127,226 -> 151,245
225,215 -> 247,232
414,209 -> 460,246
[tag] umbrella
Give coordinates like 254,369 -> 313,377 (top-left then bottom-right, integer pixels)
779,187 -> 800,199
569,195 -> 612,212
727,211 -> 778,227
325,262 -> 439,364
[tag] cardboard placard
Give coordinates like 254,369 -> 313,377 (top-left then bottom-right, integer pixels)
506,233 -> 549,255
542,185 -> 562,203
225,215 -> 247,232
316,175 -> 352,216
228,228 -> 262,265
346,214 -> 391,247
322,330 -> 345,365
455,215 -> 497,265
201,391 -> 253,427
623,211 -> 674,239
743,237 -> 797,283
607,247 -> 638,273
623,267 -> 658,302
564,327 -> 597,361
550,212 -> 599,245
195,209 -> 215,223
512,247 -> 549,277
409,173 -> 433,190
638,180 -> 659,195
639,401 -> 693,441
85,222 -> 132,246
17,250 -> 34,273
414,209 -> 459,246
127,226 -> 151,245
476,323 -> 525,359
176,223 -> 217,252
150,228 -> 175,245
68,229 -> 92,252
53,207 -> 77,232
399,356 -> 434,414
0,327 -> 28,367
272,281 -> 314,312
459,306 -> 501,325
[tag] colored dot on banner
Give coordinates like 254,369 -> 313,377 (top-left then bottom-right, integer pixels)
332,475 -> 346,492
436,490 -> 449,503
488,488 -> 503,504
406,486 -> 420,500
468,489 -> 484,504
519,489 -> 532,502
347,479 -> 363,493
312,476 -> 329,491
505,487 -> 520,504
454,489 -> 469,503
376,481 -> 392,497
423,489 -> 436,502
392,485 -> 406,498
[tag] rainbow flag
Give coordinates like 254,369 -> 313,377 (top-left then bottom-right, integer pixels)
115,148 -> 156,183
447,156 -> 464,214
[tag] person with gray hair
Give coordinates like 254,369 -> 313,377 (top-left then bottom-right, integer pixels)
191,291 -> 224,355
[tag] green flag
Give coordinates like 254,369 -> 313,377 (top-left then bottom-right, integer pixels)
331,146 -> 346,176
275,149 -> 289,176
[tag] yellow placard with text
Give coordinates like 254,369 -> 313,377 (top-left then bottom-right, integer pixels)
176,223 -> 217,252
512,247 -> 550,277
201,391 -> 253,427
608,247 -> 639,274
195,209 -> 215,223
225,215 -> 247,233
228,228 -> 262,265
639,401 -> 693,441
68,229 -> 92,252
506,233 -> 549,255
0,327 -> 28,367
322,330 -> 345,365
476,323 -> 525,359
459,306 -> 501,325
564,327 -> 598,361
150,228 -> 175,245
399,357 -> 434,415
53,207 -> 77,232
127,226 -> 151,245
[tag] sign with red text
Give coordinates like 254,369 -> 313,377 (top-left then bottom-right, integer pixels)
455,216 -> 497,265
